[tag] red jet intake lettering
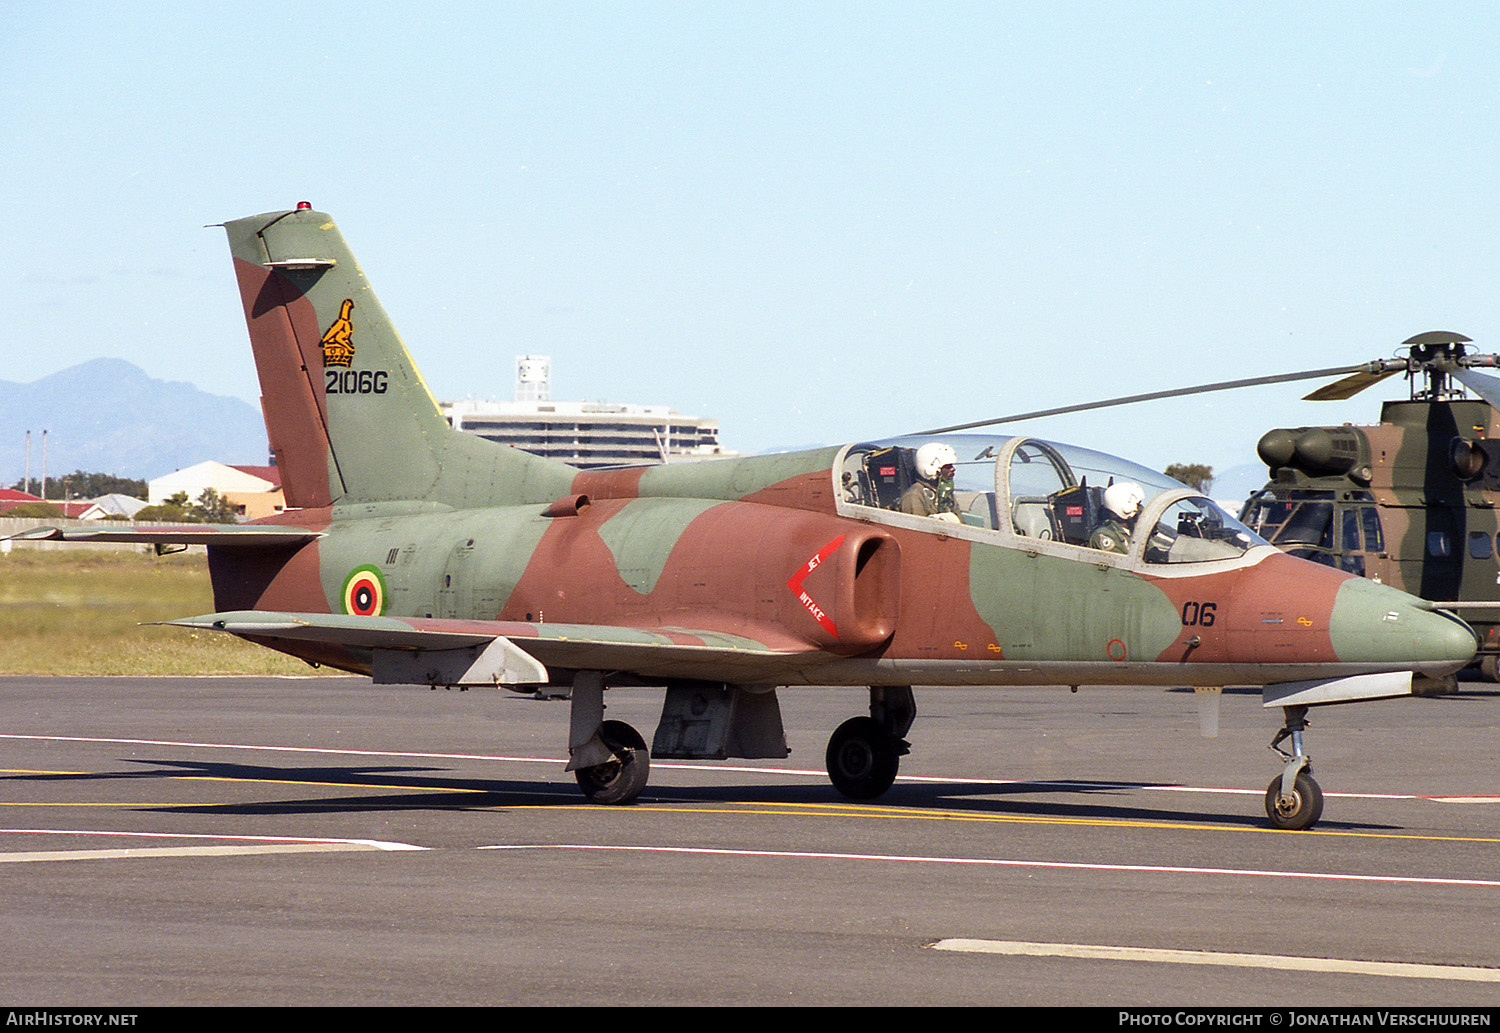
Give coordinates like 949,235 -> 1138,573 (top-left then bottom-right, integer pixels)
787,535 -> 845,638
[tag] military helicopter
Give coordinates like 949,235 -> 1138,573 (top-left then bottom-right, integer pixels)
928,331 -> 1500,682
5,207 -> 1479,831
1240,332 -> 1500,681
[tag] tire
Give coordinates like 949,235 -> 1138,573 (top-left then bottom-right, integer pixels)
1264,771 -> 1323,831
826,717 -> 900,800
575,720 -> 650,805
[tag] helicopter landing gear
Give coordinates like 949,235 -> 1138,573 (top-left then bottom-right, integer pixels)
825,687 -> 914,800
1265,704 -> 1323,830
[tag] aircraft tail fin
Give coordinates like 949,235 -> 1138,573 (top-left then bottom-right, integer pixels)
222,206 -> 572,509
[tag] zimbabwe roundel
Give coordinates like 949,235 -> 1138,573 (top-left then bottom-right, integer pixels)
342,565 -> 386,617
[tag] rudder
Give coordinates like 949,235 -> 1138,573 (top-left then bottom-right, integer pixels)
223,206 -> 568,509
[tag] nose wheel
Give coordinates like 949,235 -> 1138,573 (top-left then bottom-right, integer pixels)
1265,770 -> 1323,830
1266,704 -> 1323,830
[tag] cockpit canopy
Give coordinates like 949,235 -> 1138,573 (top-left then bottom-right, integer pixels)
837,435 -> 1268,565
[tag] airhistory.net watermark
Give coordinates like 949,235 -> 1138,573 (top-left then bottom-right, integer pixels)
4,1014 -> 138,1027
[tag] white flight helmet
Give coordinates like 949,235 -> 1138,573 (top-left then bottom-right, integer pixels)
915,442 -> 958,481
1103,481 -> 1144,521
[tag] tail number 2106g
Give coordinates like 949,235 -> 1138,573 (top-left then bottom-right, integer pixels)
326,369 -> 389,394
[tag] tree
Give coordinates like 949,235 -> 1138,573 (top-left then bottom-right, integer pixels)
191,488 -> 240,523
133,489 -> 242,524
7,470 -> 146,499
133,491 -> 194,523
1164,463 -> 1214,494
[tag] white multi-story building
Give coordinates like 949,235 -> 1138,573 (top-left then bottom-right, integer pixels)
441,356 -> 731,468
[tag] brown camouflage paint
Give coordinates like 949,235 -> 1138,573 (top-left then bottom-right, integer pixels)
498,494 -> 898,654
1140,551 -> 1344,665
231,258 -> 334,509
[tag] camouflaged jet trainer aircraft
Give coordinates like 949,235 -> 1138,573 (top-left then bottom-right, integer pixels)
10,205 -> 1481,830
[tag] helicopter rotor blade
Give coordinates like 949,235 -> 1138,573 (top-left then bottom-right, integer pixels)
911,363 -> 1372,436
1301,368 -> 1402,402
1447,367 -> 1500,412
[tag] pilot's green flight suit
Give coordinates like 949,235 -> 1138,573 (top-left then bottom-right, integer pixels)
1089,517 -> 1132,554
899,476 -> 958,519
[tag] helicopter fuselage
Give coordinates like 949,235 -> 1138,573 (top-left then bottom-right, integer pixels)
1244,398 -> 1500,667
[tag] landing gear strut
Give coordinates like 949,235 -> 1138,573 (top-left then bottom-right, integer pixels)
1265,704 -> 1323,830
825,686 -> 914,800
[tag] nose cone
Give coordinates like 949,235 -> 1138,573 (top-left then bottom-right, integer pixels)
1329,578 -> 1478,673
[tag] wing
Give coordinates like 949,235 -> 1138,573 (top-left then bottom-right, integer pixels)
161,610 -> 835,686
5,524 -> 321,547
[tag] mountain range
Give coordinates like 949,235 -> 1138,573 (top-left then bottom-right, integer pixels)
0,359 -> 267,487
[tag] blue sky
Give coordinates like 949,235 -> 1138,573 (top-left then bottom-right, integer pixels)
3,2 -> 1497,485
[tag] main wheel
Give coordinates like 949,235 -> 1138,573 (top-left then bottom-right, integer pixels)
1265,771 -> 1323,831
826,717 -> 900,800
575,720 -> 650,805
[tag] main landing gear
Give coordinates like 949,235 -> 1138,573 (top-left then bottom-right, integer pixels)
574,720 -> 651,805
566,672 -> 650,805
1265,704 -> 1323,831
825,686 -> 915,800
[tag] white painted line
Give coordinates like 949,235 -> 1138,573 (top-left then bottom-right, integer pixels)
0,843 -> 384,863
2,733 -> 1495,805
0,827 -> 425,852
0,732 -> 555,766
478,843 -> 1500,890
928,938 -> 1500,983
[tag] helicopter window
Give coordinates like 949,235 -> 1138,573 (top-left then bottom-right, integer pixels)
1275,500 -> 1334,549
1340,510 -> 1362,553
1427,531 -> 1451,558
1144,497 -> 1265,564
1240,488 -> 1339,550
1469,532 -> 1494,560
1361,506 -> 1384,553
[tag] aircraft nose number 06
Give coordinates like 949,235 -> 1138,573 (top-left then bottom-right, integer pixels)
1182,601 -> 1217,627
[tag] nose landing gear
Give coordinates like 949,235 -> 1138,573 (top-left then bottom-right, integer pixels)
1266,705 -> 1323,830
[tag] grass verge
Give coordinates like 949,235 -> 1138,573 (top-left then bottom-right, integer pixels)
0,548 -> 331,676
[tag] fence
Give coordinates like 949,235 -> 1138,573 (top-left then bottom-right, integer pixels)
0,517 -> 206,554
